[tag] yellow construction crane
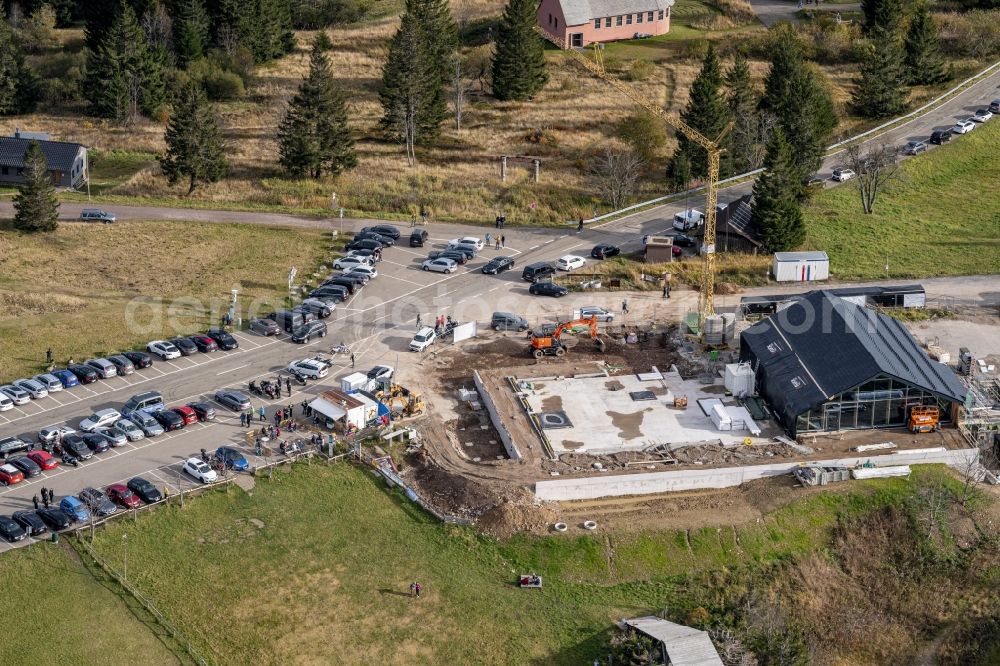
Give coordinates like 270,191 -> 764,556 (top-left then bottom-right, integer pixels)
535,29 -> 730,325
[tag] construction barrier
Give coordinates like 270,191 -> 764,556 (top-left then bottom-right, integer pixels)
473,369 -> 523,461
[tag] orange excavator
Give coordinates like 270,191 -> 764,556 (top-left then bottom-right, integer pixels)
529,315 -> 605,359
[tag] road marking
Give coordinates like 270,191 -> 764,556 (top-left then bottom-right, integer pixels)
217,364 -> 249,375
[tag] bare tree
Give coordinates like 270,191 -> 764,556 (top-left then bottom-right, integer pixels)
8,2 -> 25,29
710,627 -> 760,666
449,53 -> 466,131
590,146 -> 644,209
956,450 -> 985,508
392,100 -> 418,167
746,112 -> 777,172
141,2 -> 175,67
216,23 -> 239,56
847,142 -> 899,214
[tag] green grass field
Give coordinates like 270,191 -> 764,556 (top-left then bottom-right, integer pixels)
803,119 -> 1000,279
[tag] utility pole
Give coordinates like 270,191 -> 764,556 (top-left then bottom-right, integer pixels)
123,533 -> 128,584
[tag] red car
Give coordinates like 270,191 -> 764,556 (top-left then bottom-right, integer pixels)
0,464 -> 25,486
27,450 -> 59,471
106,483 -> 141,509
171,406 -> 199,426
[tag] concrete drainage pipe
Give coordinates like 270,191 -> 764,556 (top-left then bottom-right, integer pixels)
583,520 -> 598,530
553,522 -> 568,532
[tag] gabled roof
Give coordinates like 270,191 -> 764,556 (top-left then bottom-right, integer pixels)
557,0 -> 675,26
741,291 -> 966,420
623,617 -> 723,666
716,194 -> 760,246
0,137 -> 85,172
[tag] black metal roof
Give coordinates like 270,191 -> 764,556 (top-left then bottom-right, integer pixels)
740,284 -> 925,305
740,291 -> 966,422
0,137 -> 84,172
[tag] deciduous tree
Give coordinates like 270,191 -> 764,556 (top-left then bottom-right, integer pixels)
491,0 -> 547,101
159,82 -> 227,194
846,141 -> 898,214
13,141 -> 60,233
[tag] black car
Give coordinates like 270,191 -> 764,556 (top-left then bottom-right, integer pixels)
0,437 -> 30,458
187,402 -> 216,422
591,244 -> 621,259
357,231 -> 395,246
122,351 -> 154,369
482,256 -> 515,275
673,233 -> 697,248
299,300 -> 332,318
0,515 -> 26,542
12,510 -> 46,536
82,432 -> 110,454
37,507 -> 71,530
153,409 -> 185,431
308,287 -> 347,303
292,321 -> 328,343
290,306 -> 318,324
364,224 -> 401,240
62,434 -> 93,460
428,250 -> 468,265
188,334 -> 219,352
529,281 -> 569,297
8,456 -> 41,478
345,238 -> 382,252
206,328 -> 239,350
409,229 -> 429,247
67,364 -> 99,384
322,277 -> 358,295
127,476 -> 163,504
929,128 -> 952,145
170,337 -> 198,356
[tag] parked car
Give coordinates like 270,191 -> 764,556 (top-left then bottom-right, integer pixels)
422,258 -> 458,274
0,385 -> 31,405
903,140 -> 928,155
367,365 -> 394,382
187,402 -> 216,422
334,255 -> 372,271
557,255 -> 586,271
188,334 -> 219,352
183,457 -> 218,483
12,510 -> 45,536
106,484 -> 141,509
80,208 -> 116,223
171,405 -> 199,426
345,266 -> 377,281
107,355 -> 136,375
0,464 -> 25,486
308,287 -> 347,303
128,410 -> 165,437
112,418 -> 145,442
13,378 -> 48,399
215,447 -> 249,471
529,281 -> 569,297
287,359 -> 328,379
363,224 -> 401,240
952,120 -> 976,134
291,305 -> 319,323
249,318 -> 280,336
990,99 -> 1000,114
0,515 -> 26,542
147,340 -> 181,360
214,389 -> 252,411
32,373 -> 64,392
491,312 -> 529,332
79,408 -> 121,432
591,244 -> 620,259
206,328 -> 238,350
0,394 -> 11,411
37,507 -> 70,530
409,229 -> 429,247
51,369 -> 80,388
79,487 -> 118,517
292,321 -> 328,343
38,424 -> 76,447
152,409 -> 185,431
0,437 -> 30,458
61,435 -> 92,460
672,209 -> 704,231
345,238 -> 383,252
169,337 -> 198,356
482,256 -> 515,275
521,262 -> 556,283
84,358 -> 118,378
929,128 -> 952,145
94,427 -> 127,447
577,306 -> 614,322
443,244 -> 476,259
346,248 -> 377,261
429,250 -> 469,265
831,168 -> 856,182
9,456 -> 42,478
299,299 -> 334,318
127,477 -> 163,504
81,432 -> 110,454
972,108 -> 993,123
121,351 -> 154,369
672,233 -> 697,248
122,391 -> 165,417
409,327 -> 437,352
27,450 -> 59,470
59,496 -> 91,523
449,236 -> 485,251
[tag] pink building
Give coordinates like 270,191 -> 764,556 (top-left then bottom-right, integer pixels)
537,0 -> 674,49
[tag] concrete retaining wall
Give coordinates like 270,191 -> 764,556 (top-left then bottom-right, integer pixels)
534,448 -> 979,501
474,370 -> 522,461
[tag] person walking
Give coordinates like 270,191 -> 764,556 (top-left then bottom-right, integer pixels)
350,353 -> 355,368
259,406 -> 266,422
577,218 -> 584,233
622,298 -> 629,315
415,582 -> 422,597
48,488 -> 55,505
662,284 -> 668,299
240,412 -> 245,428
485,232 -> 491,247
501,234 -> 505,248
285,378 -> 292,396
45,347 -> 53,365
416,313 -> 422,330
32,494 -> 39,510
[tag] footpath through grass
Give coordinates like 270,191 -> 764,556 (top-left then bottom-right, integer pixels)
803,119 -> 1000,279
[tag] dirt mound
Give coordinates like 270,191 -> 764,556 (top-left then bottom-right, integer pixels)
479,499 -> 559,539
409,461 -> 498,518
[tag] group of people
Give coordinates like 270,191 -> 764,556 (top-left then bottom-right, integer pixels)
32,487 -> 56,510
483,232 -> 506,249
493,214 -> 506,229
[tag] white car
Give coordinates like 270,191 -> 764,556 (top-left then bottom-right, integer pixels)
0,394 -> 12,411
972,109 -> 992,123
183,458 -> 218,484
347,265 -> 378,279
422,258 -> 457,273
409,326 -> 437,352
112,418 -> 145,442
557,255 -> 586,271
85,358 -> 118,379
32,374 -> 64,392
0,385 -> 31,406
13,378 -> 48,399
147,340 -> 181,360
449,236 -> 485,251
287,358 -> 329,379
367,365 -> 394,382
38,425 -> 76,446
79,408 -> 122,432
952,120 -> 976,134
831,168 -> 856,182
333,256 -> 371,271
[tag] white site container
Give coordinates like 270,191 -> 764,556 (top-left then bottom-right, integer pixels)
710,404 -> 732,431
341,372 -> 368,392
772,251 -> 829,282
724,363 -> 755,397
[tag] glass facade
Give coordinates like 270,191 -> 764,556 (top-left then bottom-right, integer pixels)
794,374 -> 954,434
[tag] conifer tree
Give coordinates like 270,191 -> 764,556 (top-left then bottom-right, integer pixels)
174,0 -> 210,66
0,7 -> 40,115
13,141 -> 60,233
491,0 -> 548,101
407,0 -> 458,84
278,39 -> 356,178
671,44 -> 731,180
853,37 -> 908,118
861,0 -> 903,36
904,2 -> 946,85
751,128 -> 805,252
159,83 -> 227,194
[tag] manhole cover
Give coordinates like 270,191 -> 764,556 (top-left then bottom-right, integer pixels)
629,391 -> 656,401
537,411 -> 573,429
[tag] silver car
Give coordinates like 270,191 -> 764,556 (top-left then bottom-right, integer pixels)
128,410 -> 164,437
113,419 -> 145,442
12,378 -> 48,399
85,358 -> 118,379
95,427 -> 128,447
32,374 -> 64,392
38,425 -> 76,446
0,385 -> 31,405
107,355 -> 136,375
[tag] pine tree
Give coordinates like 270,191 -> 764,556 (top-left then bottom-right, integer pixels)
379,11 -> 441,164
904,2 -> 946,85
671,44 -> 731,180
491,0 -> 548,101
853,37 -> 908,118
406,0 -> 457,126
83,0 -> 122,52
0,7 -> 40,115
159,83 -> 227,194
207,0 -> 292,64
174,0 -> 210,66
278,39 -> 356,178
751,128 -> 805,252
13,141 -> 60,233
861,0 -> 903,36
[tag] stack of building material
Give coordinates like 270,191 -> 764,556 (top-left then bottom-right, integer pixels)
710,404 -> 732,431
852,465 -> 911,480
725,406 -> 762,435
926,344 -> 950,363
853,442 -> 897,453
793,466 -> 851,487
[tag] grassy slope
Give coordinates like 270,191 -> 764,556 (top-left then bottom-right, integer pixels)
802,119 -> 1000,279
0,220 -> 330,381
75,462 -> 944,665
0,544 -> 175,665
